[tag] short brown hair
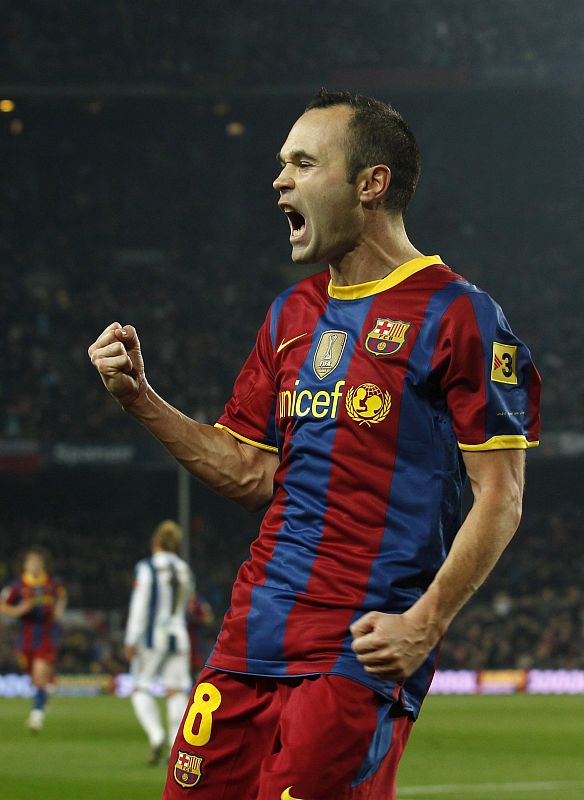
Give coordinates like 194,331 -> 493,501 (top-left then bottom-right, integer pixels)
305,89 -> 421,213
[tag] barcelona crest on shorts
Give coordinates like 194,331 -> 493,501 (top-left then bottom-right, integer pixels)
174,750 -> 204,788
365,318 -> 411,357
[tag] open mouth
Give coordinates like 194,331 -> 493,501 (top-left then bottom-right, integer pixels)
286,210 -> 306,240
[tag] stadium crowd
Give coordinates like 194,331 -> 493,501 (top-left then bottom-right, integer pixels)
441,504 -> 584,670
2,0 -> 584,85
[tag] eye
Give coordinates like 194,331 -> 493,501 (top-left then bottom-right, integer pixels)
299,161 -> 313,169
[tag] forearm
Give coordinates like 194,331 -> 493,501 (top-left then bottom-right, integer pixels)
125,384 -> 275,510
0,603 -> 23,617
407,488 -> 522,641
54,596 -> 67,621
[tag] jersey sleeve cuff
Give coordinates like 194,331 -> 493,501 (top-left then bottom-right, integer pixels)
214,423 -> 279,453
458,435 -> 539,451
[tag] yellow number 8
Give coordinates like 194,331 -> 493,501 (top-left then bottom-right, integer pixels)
182,682 -> 222,747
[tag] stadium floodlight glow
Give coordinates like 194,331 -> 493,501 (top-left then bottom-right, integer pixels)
10,119 -> 23,136
226,121 -> 245,136
0,99 -> 15,113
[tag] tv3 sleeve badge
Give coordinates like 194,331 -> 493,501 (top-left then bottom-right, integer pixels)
491,342 -> 518,385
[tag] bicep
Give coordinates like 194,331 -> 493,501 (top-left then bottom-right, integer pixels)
462,448 -> 525,507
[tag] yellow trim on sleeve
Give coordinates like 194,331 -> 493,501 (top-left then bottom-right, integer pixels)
458,435 -> 539,451
214,423 -> 279,453
328,255 -> 443,300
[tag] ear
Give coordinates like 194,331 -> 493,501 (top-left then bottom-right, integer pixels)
357,165 -> 391,209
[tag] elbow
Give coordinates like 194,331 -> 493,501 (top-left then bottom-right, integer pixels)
478,486 -> 523,539
504,479 -> 524,534
507,495 -> 523,535
232,488 -> 273,513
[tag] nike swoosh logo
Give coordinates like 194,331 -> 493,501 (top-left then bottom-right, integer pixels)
277,333 -> 308,353
281,788 -> 304,800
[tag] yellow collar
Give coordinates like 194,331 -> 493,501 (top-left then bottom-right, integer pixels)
328,255 -> 443,300
22,572 -> 48,587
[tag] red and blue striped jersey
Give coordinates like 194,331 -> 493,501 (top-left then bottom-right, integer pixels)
211,256 -> 541,716
2,572 -> 64,653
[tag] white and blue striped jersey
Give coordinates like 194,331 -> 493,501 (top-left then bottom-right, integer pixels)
125,551 -> 193,653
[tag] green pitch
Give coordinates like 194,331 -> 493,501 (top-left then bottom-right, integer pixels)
397,694 -> 584,799
1,694 -> 583,799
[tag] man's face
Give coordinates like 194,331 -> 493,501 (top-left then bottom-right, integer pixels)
274,105 -> 363,265
24,553 -> 44,577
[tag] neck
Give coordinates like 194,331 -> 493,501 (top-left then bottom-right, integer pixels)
329,212 -> 424,286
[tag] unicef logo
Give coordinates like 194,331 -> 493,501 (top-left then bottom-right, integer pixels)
345,383 -> 391,426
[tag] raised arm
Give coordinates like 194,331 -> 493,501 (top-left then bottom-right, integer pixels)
351,448 -> 525,681
88,323 -> 278,511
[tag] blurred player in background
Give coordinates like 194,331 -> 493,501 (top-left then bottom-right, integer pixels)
187,593 -> 215,678
0,546 -> 67,732
89,90 -> 541,798
124,520 -> 194,765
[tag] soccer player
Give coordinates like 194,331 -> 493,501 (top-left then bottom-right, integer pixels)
0,547 -> 67,732
88,90 -> 541,799
124,520 -> 194,765
187,593 -> 215,677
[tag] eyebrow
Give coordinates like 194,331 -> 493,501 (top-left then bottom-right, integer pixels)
276,148 -> 316,165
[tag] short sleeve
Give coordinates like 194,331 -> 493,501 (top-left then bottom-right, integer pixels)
215,306 -> 278,452
432,291 -> 541,450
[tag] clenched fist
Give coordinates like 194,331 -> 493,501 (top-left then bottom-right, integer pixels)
350,609 -> 440,683
88,322 -> 147,409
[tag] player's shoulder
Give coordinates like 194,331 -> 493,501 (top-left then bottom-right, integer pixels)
269,269 -> 329,313
429,262 -> 503,314
135,557 -> 154,576
171,553 -> 192,575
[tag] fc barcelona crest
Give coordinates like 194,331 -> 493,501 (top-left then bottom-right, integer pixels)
313,330 -> 347,379
365,318 -> 411,357
174,750 -> 204,788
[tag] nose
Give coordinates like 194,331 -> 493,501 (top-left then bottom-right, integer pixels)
273,165 -> 294,192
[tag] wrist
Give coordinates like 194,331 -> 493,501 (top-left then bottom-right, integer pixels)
404,595 -> 449,643
122,378 -> 152,417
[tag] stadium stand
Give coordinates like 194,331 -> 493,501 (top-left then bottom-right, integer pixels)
2,0 -> 584,84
